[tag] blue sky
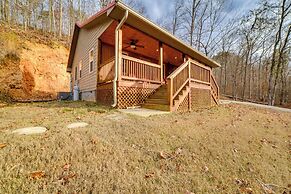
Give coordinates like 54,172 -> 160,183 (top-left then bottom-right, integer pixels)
139,0 -> 259,21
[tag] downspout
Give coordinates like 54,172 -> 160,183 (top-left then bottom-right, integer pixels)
112,10 -> 128,107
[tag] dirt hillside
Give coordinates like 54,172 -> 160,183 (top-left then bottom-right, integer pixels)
0,23 -> 70,101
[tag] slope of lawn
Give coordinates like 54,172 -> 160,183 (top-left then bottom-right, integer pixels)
0,102 -> 290,193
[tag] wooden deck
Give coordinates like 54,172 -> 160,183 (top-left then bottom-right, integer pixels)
97,54 -> 219,111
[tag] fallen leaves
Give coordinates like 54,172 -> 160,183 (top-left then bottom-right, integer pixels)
185,190 -> 195,194
233,148 -> 238,153
235,178 -> 253,193
62,163 -> 70,171
0,143 -> 7,149
202,166 -> 209,173
29,171 -> 45,179
159,148 -> 183,160
145,172 -> 155,179
58,163 -> 76,185
260,138 -> 278,148
159,151 -> 171,159
58,173 -> 77,185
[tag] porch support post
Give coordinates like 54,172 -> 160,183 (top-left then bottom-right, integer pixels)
118,29 -> 122,81
96,39 -> 101,101
159,42 -> 163,83
112,10 -> 128,108
188,61 -> 192,111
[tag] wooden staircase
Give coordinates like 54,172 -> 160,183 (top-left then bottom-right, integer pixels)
142,84 -> 170,111
142,59 -> 219,112
142,83 -> 192,112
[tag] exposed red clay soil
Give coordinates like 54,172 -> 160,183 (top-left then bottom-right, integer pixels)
0,25 -> 70,101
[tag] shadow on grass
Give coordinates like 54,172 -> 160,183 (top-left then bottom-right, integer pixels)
9,101 -> 114,114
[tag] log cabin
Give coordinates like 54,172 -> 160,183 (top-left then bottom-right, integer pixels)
67,0 -> 220,112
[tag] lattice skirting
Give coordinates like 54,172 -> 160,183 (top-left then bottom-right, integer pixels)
117,86 -> 156,109
190,88 -> 211,109
177,94 -> 189,112
97,83 -> 113,105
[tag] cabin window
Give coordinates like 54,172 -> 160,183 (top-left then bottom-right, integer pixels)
89,49 -> 94,73
79,61 -> 82,78
75,66 -> 78,81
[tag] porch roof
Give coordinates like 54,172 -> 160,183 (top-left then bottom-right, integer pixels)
67,1 -> 220,71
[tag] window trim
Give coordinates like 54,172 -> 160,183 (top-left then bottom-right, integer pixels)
75,66 -> 78,81
79,60 -> 82,79
89,48 -> 94,73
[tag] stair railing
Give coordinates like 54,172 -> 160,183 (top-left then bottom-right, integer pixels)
167,59 -> 220,111
167,60 -> 191,111
210,72 -> 219,103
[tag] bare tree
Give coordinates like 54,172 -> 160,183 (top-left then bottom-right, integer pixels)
268,0 -> 291,105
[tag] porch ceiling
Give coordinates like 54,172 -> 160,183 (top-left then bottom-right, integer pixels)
107,2 -> 220,68
100,22 -> 184,66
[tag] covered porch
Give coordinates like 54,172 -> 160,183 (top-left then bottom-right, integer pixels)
96,21 -> 219,111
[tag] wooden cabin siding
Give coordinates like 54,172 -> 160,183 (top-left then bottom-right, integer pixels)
71,18 -> 113,99
101,43 -> 115,64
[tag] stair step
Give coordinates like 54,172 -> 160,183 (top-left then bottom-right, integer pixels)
145,99 -> 169,105
142,103 -> 170,111
150,95 -> 168,99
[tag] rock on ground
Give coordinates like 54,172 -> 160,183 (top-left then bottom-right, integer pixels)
67,122 -> 89,129
12,127 -> 47,135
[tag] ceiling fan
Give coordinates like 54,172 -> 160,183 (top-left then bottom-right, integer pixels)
123,39 -> 145,50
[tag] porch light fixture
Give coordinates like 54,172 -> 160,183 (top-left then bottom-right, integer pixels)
130,44 -> 136,49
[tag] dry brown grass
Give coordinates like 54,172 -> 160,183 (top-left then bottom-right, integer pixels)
0,101 -> 290,193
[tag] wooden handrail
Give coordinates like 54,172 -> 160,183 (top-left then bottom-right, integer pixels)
189,59 -> 211,71
167,60 -> 191,111
122,55 -> 161,68
167,60 -> 190,79
172,78 -> 189,100
167,59 -> 219,110
121,55 -> 162,83
98,58 -> 115,83
191,79 -> 211,86
121,76 -> 162,84
98,57 -> 115,69
210,73 -> 219,103
211,72 -> 219,89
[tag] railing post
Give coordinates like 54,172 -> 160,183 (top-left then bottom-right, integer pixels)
118,29 -> 123,81
159,42 -> 163,83
188,61 -> 192,111
168,78 -> 173,112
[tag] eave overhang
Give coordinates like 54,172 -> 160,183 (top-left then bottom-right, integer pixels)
67,1 -> 220,72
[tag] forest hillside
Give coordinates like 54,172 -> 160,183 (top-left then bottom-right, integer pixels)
0,23 -> 70,102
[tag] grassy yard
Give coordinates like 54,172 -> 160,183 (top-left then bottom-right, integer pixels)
0,101 -> 290,193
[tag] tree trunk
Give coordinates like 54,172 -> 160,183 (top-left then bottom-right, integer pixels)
59,0 -> 62,38
190,0 -> 196,46
49,0 -> 53,33
268,0 -> 287,105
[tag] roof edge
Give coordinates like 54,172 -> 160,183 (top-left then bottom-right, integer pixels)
115,1 -> 220,68
67,2 -> 117,70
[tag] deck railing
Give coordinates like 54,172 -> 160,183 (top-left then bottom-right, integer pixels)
190,61 -> 211,83
210,73 -> 219,103
167,59 -> 218,111
98,57 -> 115,83
121,55 -> 161,83
167,60 -> 190,110
98,55 -> 162,84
